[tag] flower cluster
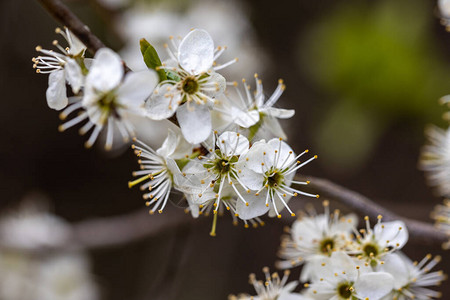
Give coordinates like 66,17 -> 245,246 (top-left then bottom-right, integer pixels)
419,87 -> 450,249
35,28 -> 316,235
0,201 -> 99,300
231,204 -> 446,300
34,27 -> 158,150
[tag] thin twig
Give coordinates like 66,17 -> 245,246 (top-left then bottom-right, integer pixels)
299,175 -> 448,247
70,207 -> 191,249
37,0 -> 105,54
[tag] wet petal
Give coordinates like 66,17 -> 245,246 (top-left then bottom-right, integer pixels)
374,220 -> 408,250
236,191 -> 269,220
65,58 -> 83,94
202,73 -> 226,98
156,130 -> 178,158
262,107 -> 295,119
238,140 -> 271,173
178,29 -> 214,75
233,108 -> 260,128
87,48 -> 124,92
176,102 -> 211,144
46,70 -> 68,110
217,131 -> 249,156
145,84 -> 180,120
354,272 -> 394,300
117,70 -> 158,112
267,138 -> 296,169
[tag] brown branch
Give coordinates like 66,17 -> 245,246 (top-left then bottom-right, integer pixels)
299,176 -> 448,247
70,207 -> 191,249
37,0 -> 106,55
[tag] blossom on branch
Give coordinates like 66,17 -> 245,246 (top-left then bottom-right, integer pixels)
145,29 -> 233,143
33,27 -> 87,110
229,267 -> 307,300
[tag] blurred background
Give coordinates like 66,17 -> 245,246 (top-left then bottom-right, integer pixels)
0,0 -> 449,299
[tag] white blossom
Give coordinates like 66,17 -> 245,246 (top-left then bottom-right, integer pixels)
145,29 -> 233,143
348,216 -> 408,267
117,0 -> 265,79
419,125 -> 450,198
58,48 -> 158,150
277,201 -> 357,281
33,27 -> 87,110
128,130 -> 186,214
0,201 -> 98,300
431,199 -> 450,249
439,0 -> 450,28
305,252 -> 394,300
379,252 -> 446,300
222,75 -> 294,140
236,138 -> 318,219
34,254 -> 99,300
177,131 -> 255,214
229,267 -> 307,300
0,204 -> 71,251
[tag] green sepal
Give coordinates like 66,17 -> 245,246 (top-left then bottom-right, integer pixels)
248,112 -> 265,141
140,38 -> 167,82
175,151 -> 200,171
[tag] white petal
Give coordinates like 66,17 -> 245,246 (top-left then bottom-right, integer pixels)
278,292 -> 307,300
235,166 -> 265,190
262,107 -> 295,119
333,213 -> 358,233
263,115 -> 288,139
439,0 -> 450,18
281,281 -> 299,293
379,253 -> 410,289
233,108 -> 260,128
268,194 -> 293,217
166,158 -> 181,177
87,48 -> 124,92
66,29 -> 86,56
176,102 -> 211,144
267,138 -> 296,169
238,140 -> 271,173
145,84 -> 180,120
300,259 -> 322,282
117,70 -> 158,112
217,131 -> 249,156
354,272 -> 394,300
157,129 -> 178,157
185,194 -> 200,218
374,220 -> 409,250
170,130 -> 195,160
236,191 -> 269,220
65,58 -> 83,94
178,29 -> 214,74
46,70 -> 68,110
202,73 -> 226,97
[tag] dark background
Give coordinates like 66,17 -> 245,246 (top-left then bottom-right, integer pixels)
0,0 -> 449,299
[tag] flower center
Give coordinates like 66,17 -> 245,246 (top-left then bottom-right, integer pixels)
337,282 -> 353,299
362,243 -> 379,258
204,152 -> 238,177
182,76 -> 199,95
319,238 -> 335,254
265,169 -> 284,188
97,91 -> 121,122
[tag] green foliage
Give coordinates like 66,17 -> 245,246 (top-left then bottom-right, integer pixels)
300,0 -> 450,172
140,38 -> 167,82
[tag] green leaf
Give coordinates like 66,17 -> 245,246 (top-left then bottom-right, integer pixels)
140,38 -> 167,82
